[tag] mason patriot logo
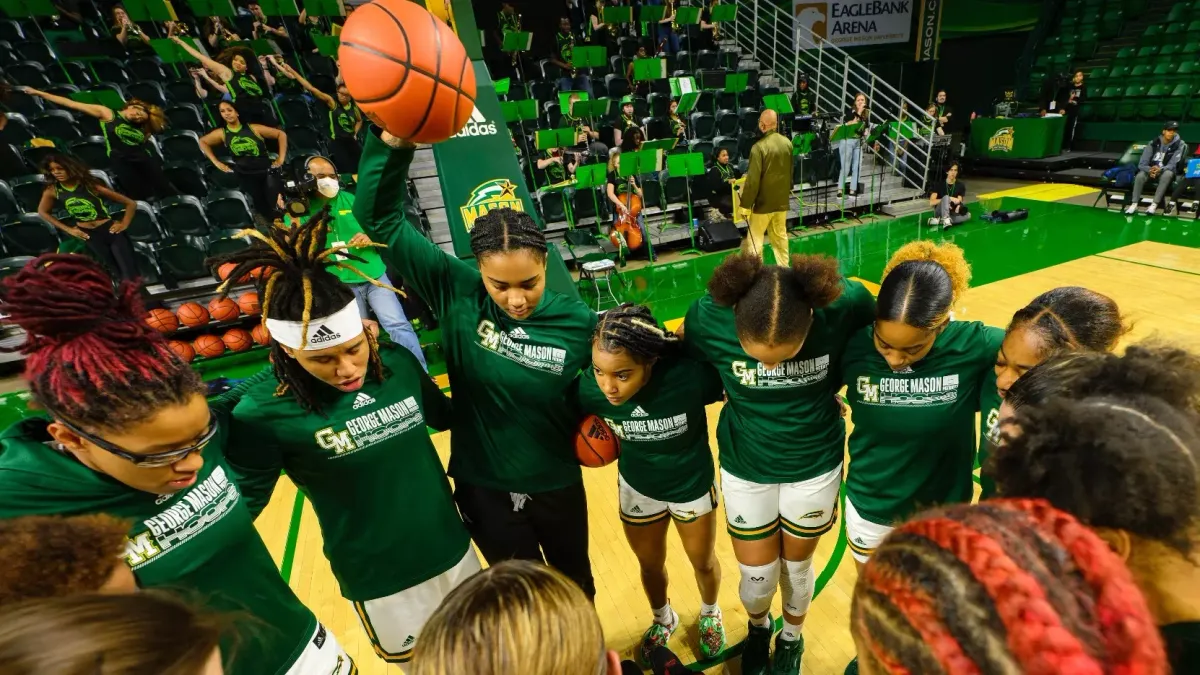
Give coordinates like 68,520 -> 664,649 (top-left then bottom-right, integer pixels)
454,105 -> 499,138
988,126 -> 1015,153
460,179 -> 524,233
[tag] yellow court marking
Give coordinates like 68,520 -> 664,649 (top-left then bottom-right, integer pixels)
259,249 -> 1200,675
977,183 -> 1098,202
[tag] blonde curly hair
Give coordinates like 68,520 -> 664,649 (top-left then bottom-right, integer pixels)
878,241 -> 971,328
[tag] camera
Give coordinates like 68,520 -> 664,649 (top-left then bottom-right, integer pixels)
281,172 -> 316,217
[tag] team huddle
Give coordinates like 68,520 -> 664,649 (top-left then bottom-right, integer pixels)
0,124 -> 1196,675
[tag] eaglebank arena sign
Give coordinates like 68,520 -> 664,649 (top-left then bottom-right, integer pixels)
794,1 -> 912,48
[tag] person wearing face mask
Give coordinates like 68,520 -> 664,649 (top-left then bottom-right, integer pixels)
282,155 -> 427,371
0,254 -> 355,675
354,128 -> 599,599
200,101 -> 287,223
681,252 -> 874,675
573,304 -> 727,664
839,241 -> 1001,571
215,214 -> 473,669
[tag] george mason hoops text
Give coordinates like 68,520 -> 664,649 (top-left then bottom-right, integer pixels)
124,466 -> 239,568
731,355 -> 830,388
856,374 -> 960,406
314,396 -> 426,457
476,320 -> 567,374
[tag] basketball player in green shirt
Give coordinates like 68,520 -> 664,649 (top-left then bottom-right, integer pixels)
840,242 -> 1001,567
355,128 -> 599,597
977,286 -> 1124,497
576,303 -> 726,663
682,252 -> 875,675
212,214 -> 478,669
0,255 -> 352,675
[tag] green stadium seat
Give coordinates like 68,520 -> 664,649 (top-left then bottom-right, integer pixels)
2,214 -> 59,256
1159,45 -> 1181,58
206,229 -> 252,258
0,256 -> 34,280
1134,46 -> 1159,63
1130,65 -> 1153,78
160,130 -> 206,163
1099,11 -> 1124,38
1186,100 -> 1200,121
131,242 -> 162,285
156,195 -> 211,237
1139,25 -> 1161,45
204,190 -> 254,229
1109,65 -> 1132,80
1153,63 -> 1178,78
1161,98 -> 1187,120
0,181 -> 18,222
124,81 -> 166,108
1137,99 -> 1162,119
1116,47 -> 1136,60
1044,36 -> 1062,52
1170,83 -> 1194,97
154,236 -> 210,281
536,191 -> 566,224
1078,28 -> 1100,55
109,201 -> 163,243
1189,20 -> 1200,33
68,136 -> 111,171
8,174 -> 45,213
1089,66 -> 1110,84
1167,3 -> 1188,22
1116,99 -> 1140,120
1163,24 -> 1187,42
1079,102 -> 1097,121
163,162 -> 208,199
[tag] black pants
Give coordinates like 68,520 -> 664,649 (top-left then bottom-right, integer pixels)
1062,111 -> 1080,151
453,480 -> 595,599
1171,177 -> 1200,202
84,221 -> 139,282
112,154 -> 178,202
235,169 -> 283,221
330,137 -> 363,174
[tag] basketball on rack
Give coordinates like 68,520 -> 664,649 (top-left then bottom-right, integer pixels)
338,0 -> 476,143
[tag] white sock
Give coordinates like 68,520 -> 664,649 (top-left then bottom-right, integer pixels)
652,603 -> 676,627
779,618 -> 803,642
700,602 -> 721,617
780,558 -> 814,618
749,613 -> 772,628
738,560 -> 781,616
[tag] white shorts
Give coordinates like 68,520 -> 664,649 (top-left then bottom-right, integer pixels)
720,465 -> 842,541
285,623 -> 354,675
351,547 -> 481,663
618,473 -> 717,525
845,498 -> 894,564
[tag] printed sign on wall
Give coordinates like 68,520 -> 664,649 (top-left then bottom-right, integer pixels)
794,0 -> 913,49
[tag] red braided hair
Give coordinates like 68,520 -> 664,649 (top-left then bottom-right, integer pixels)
0,255 -> 204,430
852,499 -> 1167,675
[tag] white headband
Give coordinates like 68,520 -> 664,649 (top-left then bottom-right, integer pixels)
265,300 -> 363,350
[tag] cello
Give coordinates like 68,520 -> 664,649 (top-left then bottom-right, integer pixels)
609,173 -> 644,252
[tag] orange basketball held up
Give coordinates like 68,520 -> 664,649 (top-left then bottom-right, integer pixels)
166,340 -> 195,363
145,307 -> 178,333
575,415 -> 620,468
192,334 -> 226,358
176,302 -> 210,327
338,0 -> 476,143
222,328 -> 254,352
208,297 -> 241,323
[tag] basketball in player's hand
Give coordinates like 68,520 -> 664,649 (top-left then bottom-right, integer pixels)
575,415 -> 619,468
338,0 -> 476,143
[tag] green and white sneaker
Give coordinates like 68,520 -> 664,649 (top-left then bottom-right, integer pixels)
770,633 -> 805,675
740,615 -> 774,675
638,609 -> 679,665
698,611 -> 726,659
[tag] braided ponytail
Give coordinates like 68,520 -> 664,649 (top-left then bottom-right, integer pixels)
593,304 -> 678,365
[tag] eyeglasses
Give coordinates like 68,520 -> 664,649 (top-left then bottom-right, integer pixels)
58,416 -> 219,469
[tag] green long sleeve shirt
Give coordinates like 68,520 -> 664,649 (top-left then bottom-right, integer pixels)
227,347 -> 470,602
0,392 -> 317,675
353,131 -> 598,493
739,130 -> 793,214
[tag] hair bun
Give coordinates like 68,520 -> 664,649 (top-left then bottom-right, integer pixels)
708,253 -> 764,306
788,254 -> 842,309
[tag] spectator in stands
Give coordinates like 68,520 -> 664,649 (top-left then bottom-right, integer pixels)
706,146 -> 741,218
927,161 -> 969,230
281,155 -> 428,370
926,103 -> 945,136
248,2 -> 289,47
613,95 -> 640,150
0,593 -> 226,675
739,109 -> 792,266
110,5 -> 152,56
1053,70 -> 1086,151
171,33 -> 275,126
647,0 -> 680,55
628,45 -> 651,98
697,0 -> 721,52
566,93 -> 608,158
551,16 -> 593,96
607,148 -> 645,225
19,87 -> 176,202
932,89 -> 953,135
200,16 -> 240,51
837,92 -> 869,198
1166,143 -> 1200,215
37,154 -> 140,283
199,101 -> 287,223
793,75 -> 816,117
668,98 -> 686,141
618,125 -> 645,154
269,58 -> 364,171
1125,121 -> 1185,215
0,514 -> 135,607
587,0 -> 611,47
190,66 -> 229,103
412,560 -> 625,675
537,147 -> 578,187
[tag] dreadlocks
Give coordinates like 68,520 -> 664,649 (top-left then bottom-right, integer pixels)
853,499 -> 1167,674
208,209 -> 393,414
0,255 -> 204,430
592,304 -> 677,365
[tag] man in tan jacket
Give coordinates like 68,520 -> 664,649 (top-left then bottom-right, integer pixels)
738,109 -> 793,266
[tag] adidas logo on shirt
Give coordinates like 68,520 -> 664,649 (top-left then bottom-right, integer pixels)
631,505 -> 642,513
509,327 -> 531,340
631,406 -> 649,417
310,324 -> 341,344
402,635 -> 415,648
734,515 -> 746,524
352,392 -> 376,410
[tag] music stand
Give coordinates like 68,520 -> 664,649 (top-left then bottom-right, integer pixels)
603,5 -> 632,25
829,121 -> 863,225
723,72 -> 749,110
633,57 -> 668,82
575,163 -> 608,235
501,99 -> 539,189
501,30 -> 534,95
300,0 -> 341,17
666,152 -> 705,255
618,148 -> 663,261
0,0 -> 77,84
673,5 -> 701,70
70,89 -> 125,110
861,122 -> 890,220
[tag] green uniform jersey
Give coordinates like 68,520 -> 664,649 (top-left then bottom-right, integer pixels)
229,72 -> 265,102
977,367 -> 1002,498
102,116 -> 148,157
284,190 -> 388,285
0,416 -> 316,675
228,347 -> 470,601
683,280 -> 875,483
53,183 -> 110,222
354,132 -> 597,493
842,321 -> 1003,525
575,354 -> 723,502
330,101 -> 359,140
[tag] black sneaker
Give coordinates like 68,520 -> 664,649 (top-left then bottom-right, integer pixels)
1165,201 -> 1178,215
741,616 -> 774,675
770,633 -> 805,675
